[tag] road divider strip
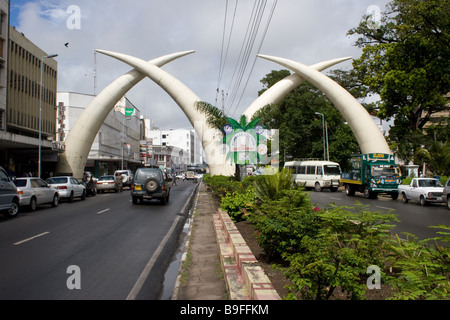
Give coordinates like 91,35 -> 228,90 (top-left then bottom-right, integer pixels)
14,232 -> 50,246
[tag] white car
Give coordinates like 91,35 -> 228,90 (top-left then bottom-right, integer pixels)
46,176 -> 86,202
114,170 -> 133,188
398,178 -> 444,206
14,177 -> 60,211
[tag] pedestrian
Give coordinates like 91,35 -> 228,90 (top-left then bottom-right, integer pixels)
115,173 -> 123,192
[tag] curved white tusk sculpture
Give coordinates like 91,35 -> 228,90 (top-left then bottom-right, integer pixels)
257,54 -> 391,155
243,56 -> 352,119
56,51 -> 195,179
94,49 -> 235,177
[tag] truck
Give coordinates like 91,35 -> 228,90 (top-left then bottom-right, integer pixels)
341,153 -> 401,199
398,178 -> 444,206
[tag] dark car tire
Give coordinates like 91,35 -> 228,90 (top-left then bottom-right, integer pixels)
51,194 -> 59,207
160,195 -> 167,205
29,197 -> 37,211
5,199 -> 19,217
144,178 -> 159,192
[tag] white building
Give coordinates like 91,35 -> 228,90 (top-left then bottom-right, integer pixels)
57,92 -> 141,176
148,129 -> 203,166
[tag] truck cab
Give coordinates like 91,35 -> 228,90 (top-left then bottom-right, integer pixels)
341,153 -> 401,199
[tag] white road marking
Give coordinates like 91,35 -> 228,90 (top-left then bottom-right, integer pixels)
330,197 -> 342,201
97,208 -> 110,215
14,232 -> 50,246
376,205 -> 395,211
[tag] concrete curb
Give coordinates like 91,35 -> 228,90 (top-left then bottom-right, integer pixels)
214,209 -> 281,300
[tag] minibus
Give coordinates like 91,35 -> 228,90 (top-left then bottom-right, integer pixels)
284,159 -> 341,192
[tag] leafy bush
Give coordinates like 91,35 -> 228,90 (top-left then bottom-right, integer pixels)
387,227 -> 450,300
253,167 -> 293,203
220,187 -> 255,222
281,203 -> 398,300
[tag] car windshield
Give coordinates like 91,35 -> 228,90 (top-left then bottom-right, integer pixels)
136,170 -> 161,181
47,177 -> 68,184
418,179 -> 443,188
323,165 -> 341,175
372,165 -> 400,177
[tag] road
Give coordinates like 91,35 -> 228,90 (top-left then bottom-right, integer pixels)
0,180 -> 198,300
308,188 -> 449,240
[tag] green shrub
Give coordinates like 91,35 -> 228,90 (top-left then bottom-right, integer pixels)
281,203 -> 398,300
253,167 -> 293,203
220,187 -> 255,222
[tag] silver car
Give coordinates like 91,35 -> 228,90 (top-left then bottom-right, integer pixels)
0,166 -> 20,217
96,175 -> 118,193
46,176 -> 86,202
14,178 -> 60,211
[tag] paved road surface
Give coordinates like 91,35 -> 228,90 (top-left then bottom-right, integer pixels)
0,180 -> 197,300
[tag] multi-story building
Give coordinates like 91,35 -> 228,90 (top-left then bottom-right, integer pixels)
0,0 -> 8,131
0,24 -> 59,177
57,92 -> 142,177
148,129 -> 203,167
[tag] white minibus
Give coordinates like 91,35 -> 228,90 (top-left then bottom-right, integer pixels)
284,159 -> 341,192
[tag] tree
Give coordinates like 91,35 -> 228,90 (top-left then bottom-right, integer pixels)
348,0 -> 450,157
254,70 -> 360,171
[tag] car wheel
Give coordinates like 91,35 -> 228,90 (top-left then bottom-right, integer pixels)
345,184 -> 355,196
51,194 -> 59,207
5,199 -> 19,217
29,197 -> 37,211
420,195 -> 428,206
144,178 -> 159,192
402,193 -> 408,203
391,193 -> 399,200
314,182 -> 322,192
68,191 -> 74,202
364,186 -> 371,199
160,195 -> 167,205
81,190 -> 86,200
447,196 -> 450,210
132,196 -> 140,205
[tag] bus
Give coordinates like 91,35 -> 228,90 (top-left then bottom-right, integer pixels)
284,159 -> 341,192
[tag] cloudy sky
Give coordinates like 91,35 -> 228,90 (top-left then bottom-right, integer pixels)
10,0 -> 389,130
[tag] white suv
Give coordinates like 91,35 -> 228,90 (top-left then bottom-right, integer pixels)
114,170 -> 133,188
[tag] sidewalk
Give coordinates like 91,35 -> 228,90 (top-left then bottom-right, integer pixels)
174,181 -> 227,300
173,181 -> 280,300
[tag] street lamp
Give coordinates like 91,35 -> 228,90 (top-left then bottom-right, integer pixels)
38,54 -> 58,178
315,112 -> 329,161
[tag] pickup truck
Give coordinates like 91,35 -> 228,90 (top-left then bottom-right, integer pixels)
398,178 -> 444,206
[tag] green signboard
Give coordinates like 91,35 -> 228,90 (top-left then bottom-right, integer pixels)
125,108 -> 134,116
221,116 -> 269,165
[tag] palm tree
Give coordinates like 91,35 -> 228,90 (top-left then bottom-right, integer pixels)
415,140 -> 450,176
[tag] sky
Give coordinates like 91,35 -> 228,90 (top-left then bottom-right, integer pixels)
10,0 -> 390,131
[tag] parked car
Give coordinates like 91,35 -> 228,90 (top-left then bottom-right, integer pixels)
114,170 -> 133,188
185,171 -> 195,180
443,179 -> 450,210
96,175 -> 118,193
398,178 -> 444,206
0,166 -> 20,217
130,167 -> 172,205
46,176 -> 86,202
14,177 -> 60,211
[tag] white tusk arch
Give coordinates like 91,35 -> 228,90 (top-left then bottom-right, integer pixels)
257,54 -> 391,155
243,56 -> 352,119
56,51 -> 195,179
94,49 -> 235,176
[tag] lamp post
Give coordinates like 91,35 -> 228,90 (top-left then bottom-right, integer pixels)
39,54 -> 58,179
315,112 -> 329,161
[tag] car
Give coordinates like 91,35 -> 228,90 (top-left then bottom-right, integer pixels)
398,177 -> 444,206
443,179 -> 450,210
96,175 -> 118,193
114,170 -> 133,188
185,171 -> 195,180
46,176 -> 86,202
14,177 -> 60,211
130,167 -> 172,205
0,166 -> 20,217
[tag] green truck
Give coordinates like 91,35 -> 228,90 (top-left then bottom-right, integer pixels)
341,153 -> 401,199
